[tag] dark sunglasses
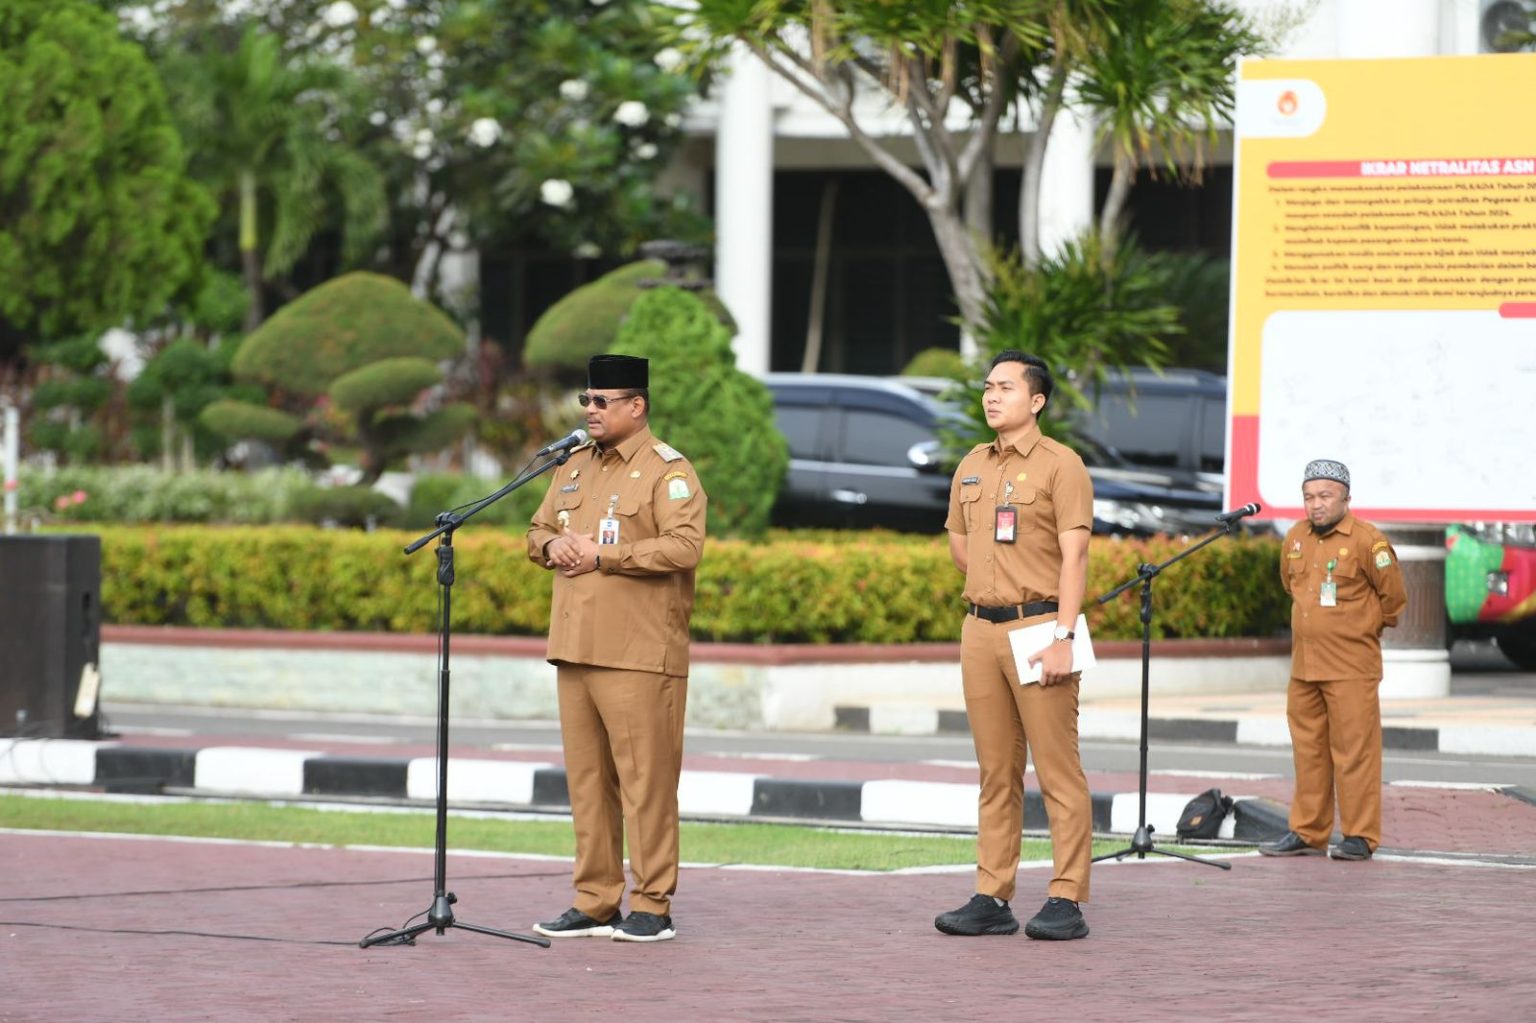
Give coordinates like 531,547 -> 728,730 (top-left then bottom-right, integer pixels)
577,392 -> 638,410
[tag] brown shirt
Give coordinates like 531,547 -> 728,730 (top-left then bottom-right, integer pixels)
1280,513 -> 1408,681
527,425 -> 707,675
945,425 -> 1094,607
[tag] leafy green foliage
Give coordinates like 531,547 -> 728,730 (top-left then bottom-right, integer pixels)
901,347 -> 967,380
84,524 -> 1288,642
404,472 -> 547,530
199,400 -> 302,443
1156,252 -> 1231,371
329,358 -> 443,414
289,485 -> 403,529
610,287 -> 787,537
945,234 -> 1180,449
18,466 -> 316,524
0,0 -> 213,343
234,273 -> 462,395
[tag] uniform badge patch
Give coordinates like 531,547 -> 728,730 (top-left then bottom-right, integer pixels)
667,477 -> 692,500
653,443 -> 685,463
1375,550 -> 1392,569
961,476 -> 981,485
560,484 -> 579,493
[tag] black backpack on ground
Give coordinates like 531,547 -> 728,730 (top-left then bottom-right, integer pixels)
1175,788 -> 1235,839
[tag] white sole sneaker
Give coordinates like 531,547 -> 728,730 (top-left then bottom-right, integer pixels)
532,921 -> 618,938
611,926 -> 676,942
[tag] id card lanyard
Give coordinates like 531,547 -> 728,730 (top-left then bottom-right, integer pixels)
599,494 -> 620,546
1320,558 -> 1337,607
994,480 -> 1017,544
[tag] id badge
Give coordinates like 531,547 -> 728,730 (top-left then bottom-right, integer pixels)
994,505 -> 1017,544
599,517 -> 620,546
1319,581 -> 1337,607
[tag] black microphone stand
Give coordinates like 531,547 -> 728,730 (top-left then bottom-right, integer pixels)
1090,518 -> 1247,871
360,453 -> 575,950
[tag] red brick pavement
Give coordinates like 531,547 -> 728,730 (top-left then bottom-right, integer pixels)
3,830 -> 1534,1023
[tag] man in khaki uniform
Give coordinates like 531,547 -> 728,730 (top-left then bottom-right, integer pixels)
526,354 -> 706,942
1261,458 -> 1407,862
933,350 -> 1095,942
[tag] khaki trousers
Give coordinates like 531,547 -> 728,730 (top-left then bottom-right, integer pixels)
556,664 -> 687,917
960,613 -> 1093,904
1286,676 -> 1382,850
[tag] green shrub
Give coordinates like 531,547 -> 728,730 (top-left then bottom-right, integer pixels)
610,286 -> 787,537
523,260 -> 737,372
289,486 -> 403,529
901,347 -> 966,380
232,272 -> 462,395
199,399 -> 302,442
17,466 -> 317,524
404,472 -> 547,530
329,357 -> 443,413
85,525 -> 1288,643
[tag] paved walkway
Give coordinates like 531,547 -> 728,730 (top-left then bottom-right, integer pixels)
3,827 -> 1534,1022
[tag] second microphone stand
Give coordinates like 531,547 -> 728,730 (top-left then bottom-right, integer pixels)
1090,519 -> 1239,871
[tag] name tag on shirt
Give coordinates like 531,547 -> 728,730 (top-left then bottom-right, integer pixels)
994,505 -> 1016,543
1320,581 -> 1337,607
599,517 -> 620,545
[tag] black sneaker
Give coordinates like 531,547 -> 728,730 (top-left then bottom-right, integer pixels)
1329,836 -> 1373,861
611,911 -> 675,943
1024,897 -> 1089,941
533,907 -> 621,938
934,894 -> 1019,936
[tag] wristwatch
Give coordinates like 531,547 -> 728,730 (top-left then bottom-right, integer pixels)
595,554 -> 602,570
1052,624 -> 1075,642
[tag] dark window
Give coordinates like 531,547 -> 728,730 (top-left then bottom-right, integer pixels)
1200,396 -> 1227,472
774,405 -> 826,460
840,409 -> 932,467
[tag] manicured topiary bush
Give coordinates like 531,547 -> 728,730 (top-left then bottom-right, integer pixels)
204,272 -> 475,481
609,286 -> 787,537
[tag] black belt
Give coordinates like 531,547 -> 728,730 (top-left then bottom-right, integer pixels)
968,601 -> 1058,623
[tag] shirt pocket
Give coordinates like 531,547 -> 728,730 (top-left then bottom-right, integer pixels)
617,495 -> 654,538
1012,486 -> 1040,534
959,487 -> 985,529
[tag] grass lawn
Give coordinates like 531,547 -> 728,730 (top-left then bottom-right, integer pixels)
0,793 -> 1244,871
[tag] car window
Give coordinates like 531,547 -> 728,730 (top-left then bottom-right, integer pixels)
774,405 -> 826,460
1199,396 -> 1226,473
1085,393 -> 1187,468
840,409 -> 933,467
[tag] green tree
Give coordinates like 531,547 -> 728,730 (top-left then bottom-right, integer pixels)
611,287 -> 787,537
684,0 -> 1273,331
0,0 -> 212,357
156,24 -> 387,330
944,234 -> 1180,449
202,272 -> 474,482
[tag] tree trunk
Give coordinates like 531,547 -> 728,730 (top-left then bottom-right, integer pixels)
160,395 -> 174,473
965,143 -> 994,244
239,169 -> 263,332
1098,148 -> 1134,261
926,203 -> 989,340
801,177 -> 840,373
1020,68 -> 1068,269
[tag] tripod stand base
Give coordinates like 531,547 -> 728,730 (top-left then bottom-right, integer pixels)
360,892 -> 552,948
1091,825 -> 1232,870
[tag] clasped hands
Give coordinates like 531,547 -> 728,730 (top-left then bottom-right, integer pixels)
545,528 -> 600,577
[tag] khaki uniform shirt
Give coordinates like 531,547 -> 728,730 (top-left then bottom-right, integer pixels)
1281,513 -> 1408,681
527,425 -> 707,675
944,425 -> 1094,607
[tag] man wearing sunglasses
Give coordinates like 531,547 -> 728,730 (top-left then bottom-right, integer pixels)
526,354 -> 707,944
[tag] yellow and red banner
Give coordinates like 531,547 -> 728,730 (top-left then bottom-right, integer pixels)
1227,56 -> 1536,523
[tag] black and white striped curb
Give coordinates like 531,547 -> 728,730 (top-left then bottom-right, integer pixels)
1,738 -> 1285,840
835,706 -> 1536,756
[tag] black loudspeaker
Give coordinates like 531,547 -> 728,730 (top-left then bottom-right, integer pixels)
0,535 -> 103,739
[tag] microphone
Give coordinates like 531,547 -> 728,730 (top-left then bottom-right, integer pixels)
535,429 -> 588,457
1215,502 -> 1262,523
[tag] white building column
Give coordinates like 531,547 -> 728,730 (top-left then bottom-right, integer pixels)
1036,103 -> 1096,259
1337,0 -> 1440,56
715,47 -> 774,376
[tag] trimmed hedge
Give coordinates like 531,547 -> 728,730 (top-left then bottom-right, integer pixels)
87,526 -> 1287,644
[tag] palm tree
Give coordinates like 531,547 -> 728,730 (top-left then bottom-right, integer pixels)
164,27 -> 386,331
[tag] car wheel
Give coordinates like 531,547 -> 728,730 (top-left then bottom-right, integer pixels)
1494,628 -> 1536,671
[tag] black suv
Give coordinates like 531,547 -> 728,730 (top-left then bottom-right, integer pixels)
762,372 -> 1224,535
